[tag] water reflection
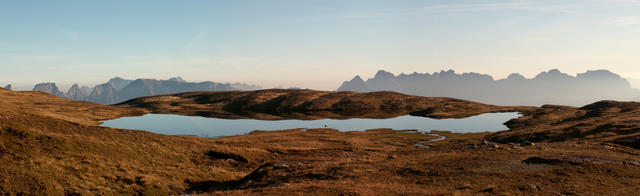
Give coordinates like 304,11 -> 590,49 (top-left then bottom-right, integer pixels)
101,113 -> 520,138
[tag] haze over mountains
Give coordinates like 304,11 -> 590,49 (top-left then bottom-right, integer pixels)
338,69 -> 640,106
30,77 -> 262,105
7,69 -> 640,107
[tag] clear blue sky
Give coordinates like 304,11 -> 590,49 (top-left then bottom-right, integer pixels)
2,0 -> 640,90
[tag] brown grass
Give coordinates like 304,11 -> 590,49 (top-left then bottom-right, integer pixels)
1,88 -> 640,195
116,89 -> 535,120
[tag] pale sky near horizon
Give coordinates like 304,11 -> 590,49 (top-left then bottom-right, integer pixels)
2,0 -> 640,91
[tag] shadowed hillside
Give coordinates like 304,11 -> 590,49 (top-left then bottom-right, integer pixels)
338,69 -> 640,106
116,89 -> 532,120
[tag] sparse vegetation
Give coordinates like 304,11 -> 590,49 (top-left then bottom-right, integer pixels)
2,88 -> 640,195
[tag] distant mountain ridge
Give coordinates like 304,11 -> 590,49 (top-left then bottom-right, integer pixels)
33,83 -> 65,97
31,77 -> 262,105
337,69 -> 639,106
65,84 -> 88,101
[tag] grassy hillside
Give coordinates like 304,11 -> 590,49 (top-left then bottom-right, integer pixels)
2,88 -> 640,195
117,89 -> 534,120
488,101 -> 640,150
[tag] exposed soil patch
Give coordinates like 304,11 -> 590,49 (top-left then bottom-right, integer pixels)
522,157 -> 582,165
206,151 -> 249,163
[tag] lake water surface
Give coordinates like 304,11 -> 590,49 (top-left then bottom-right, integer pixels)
101,113 -> 520,138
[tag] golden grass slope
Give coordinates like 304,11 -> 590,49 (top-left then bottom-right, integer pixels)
0,88 -> 140,125
1,88 -> 640,195
488,101 -> 640,149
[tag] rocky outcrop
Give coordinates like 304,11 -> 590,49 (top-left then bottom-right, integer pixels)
338,69 -> 639,106
33,83 -> 64,97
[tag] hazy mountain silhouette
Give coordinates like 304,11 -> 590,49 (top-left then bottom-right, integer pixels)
3,84 -> 10,90
230,83 -> 262,91
338,69 -> 640,106
167,76 -> 185,82
65,84 -> 88,101
628,78 -> 640,90
30,77 -> 262,105
117,78 -> 236,103
107,77 -> 133,90
80,86 -> 92,97
33,83 -> 65,97
88,83 -> 118,104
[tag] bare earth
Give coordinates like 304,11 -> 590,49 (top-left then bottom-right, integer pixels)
1,88 -> 639,195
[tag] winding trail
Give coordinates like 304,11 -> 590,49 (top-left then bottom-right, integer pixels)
414,133 -> 447,148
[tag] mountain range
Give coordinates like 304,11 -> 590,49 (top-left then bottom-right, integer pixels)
337,69 -> 640,106
31,77 -> 262,105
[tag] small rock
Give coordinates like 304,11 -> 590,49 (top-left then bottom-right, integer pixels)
520,140 -> 535,146
273,163 -> 289,169
482,140 -> 489,146
457,184 -> 472,190
622,160 -> 640,166
528,184 -> 541,190
479,186 -> 496,193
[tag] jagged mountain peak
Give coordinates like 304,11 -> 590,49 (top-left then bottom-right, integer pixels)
534,69 -> 571,80
351,75 -> 364,82
374,70 -> 395,79
33,83 -> 64,97
337,69 -> 637,106
107,77 -> 133,90
66,83 -> 88,101
25,77 -> 261,105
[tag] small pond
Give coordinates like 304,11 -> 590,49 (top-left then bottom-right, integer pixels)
101,113 -> 520,138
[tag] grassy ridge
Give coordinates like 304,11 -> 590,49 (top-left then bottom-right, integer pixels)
117,89 -> 534,120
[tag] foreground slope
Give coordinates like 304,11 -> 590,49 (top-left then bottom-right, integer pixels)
1,88 -> 640,195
